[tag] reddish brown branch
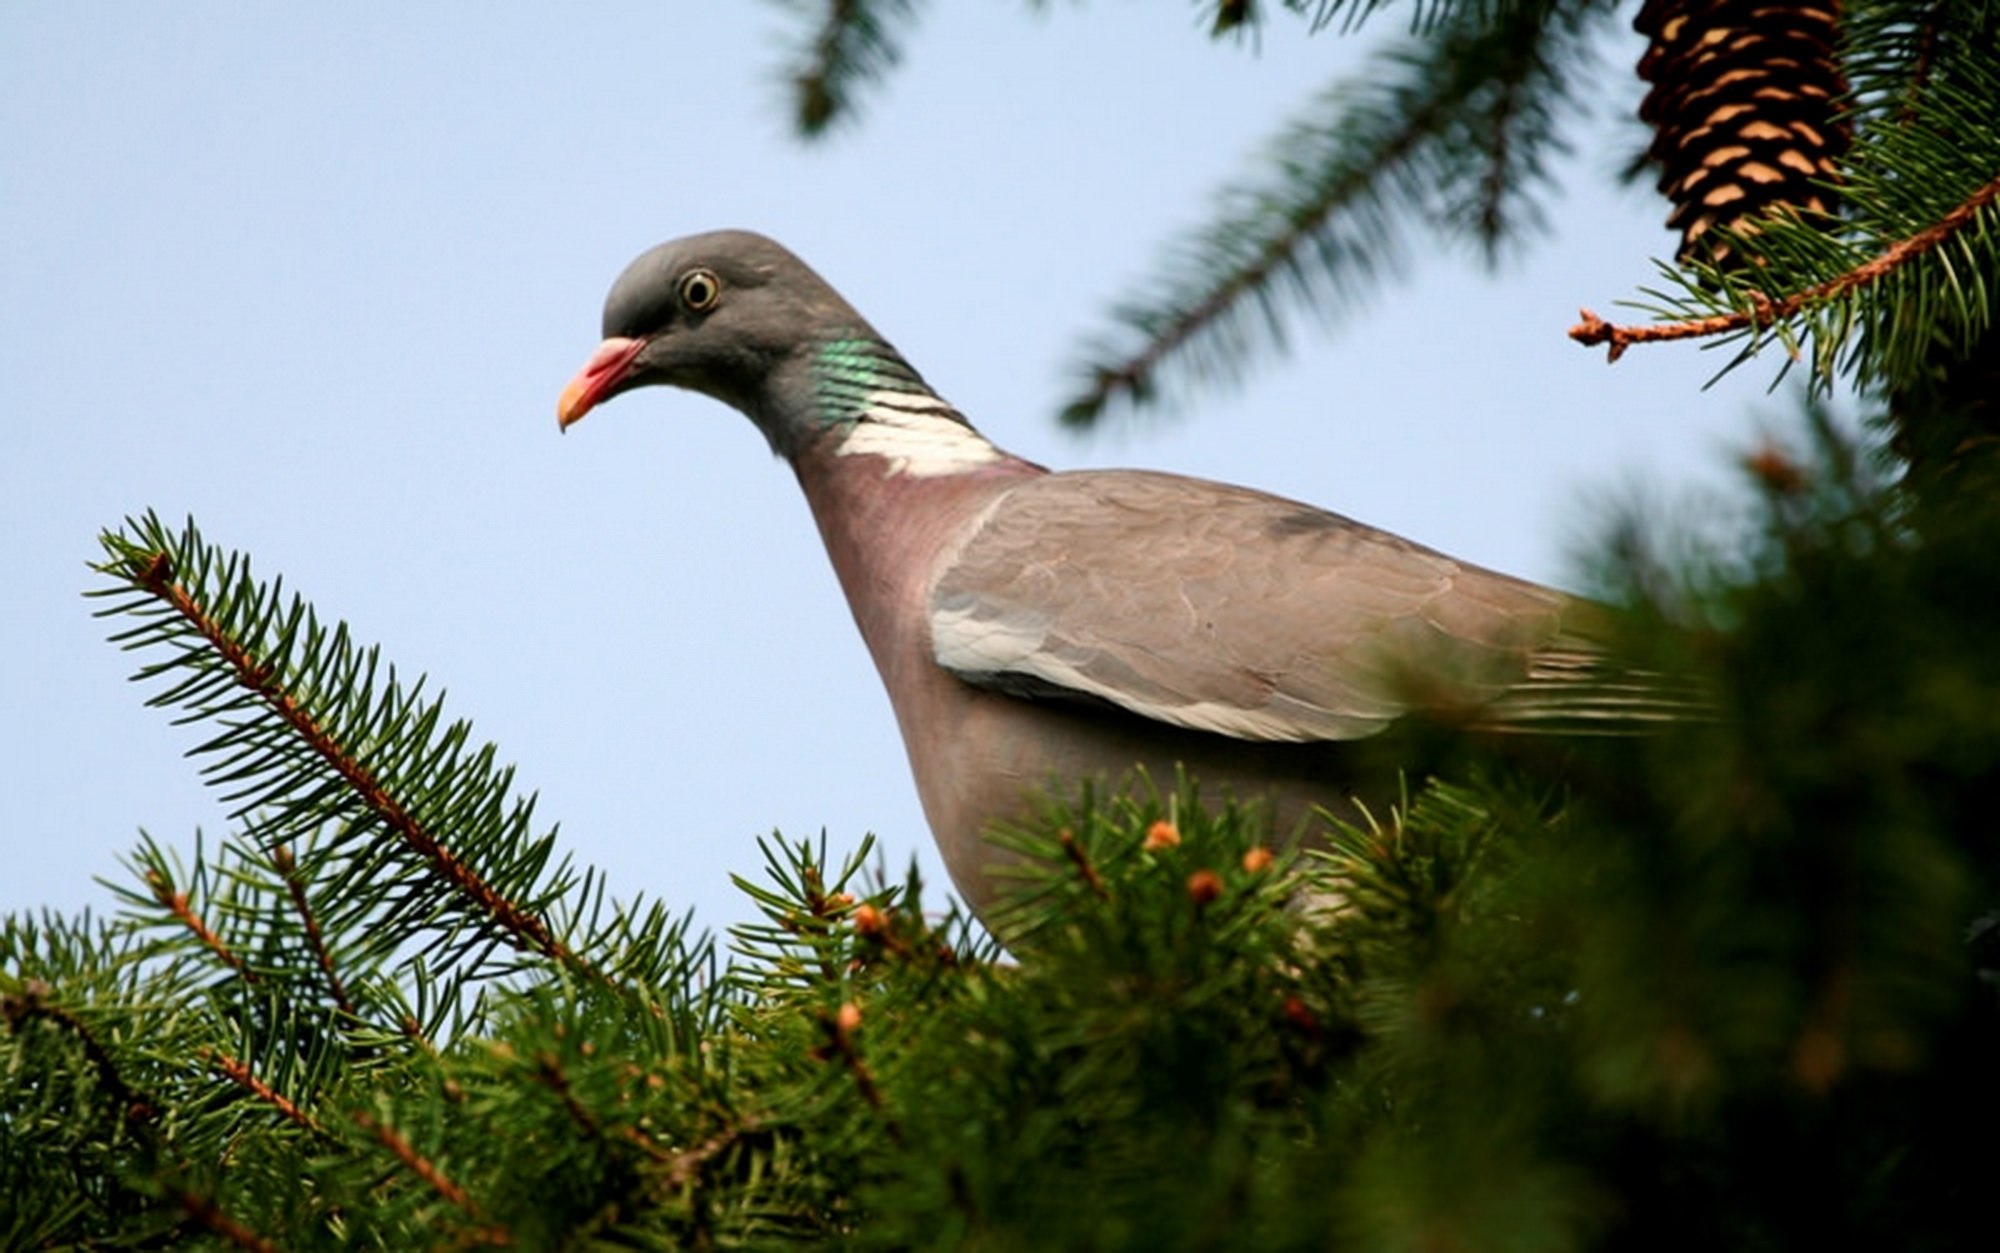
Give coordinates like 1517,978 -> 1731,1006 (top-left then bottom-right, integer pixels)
793,865 -> 849,983
2,980 -> 154,1127
537,1051 -> 753,1193
352,1109 -> 484,1220
1058,829 -> 1110,900
535,1052 -> 602,1140
148,869 -> 257,983
272,845 -> 356,1015
207,1047 -> 321,1134
849,901 -> 920,966
1571,169 -> 2000,361
814,1002 -> 901,1141
130,554 -> 588,979
177,1190 -> 280,1253
664,1125 -> 749,1193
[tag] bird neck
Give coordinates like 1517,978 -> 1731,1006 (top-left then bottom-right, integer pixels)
786,334 -> 1006,479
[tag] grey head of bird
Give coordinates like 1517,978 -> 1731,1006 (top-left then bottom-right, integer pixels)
557,229 -> 941,459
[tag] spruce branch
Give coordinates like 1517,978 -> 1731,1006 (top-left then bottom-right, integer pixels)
1060,0 -> 1604,427
271,843 -> 355,1016
1569,167 -> 2000,362
730,832 -> 885,991
205,1045 -> 323,1134
814,1001 -> 899,1137
774,0 -> 1461,136
1058,827 -> 1111,900
535,1050 -> 604,1142
146,865 -> 257,983
782,0 -> 927,136
663,1123 -> 756,1193
351,1109 -> 489,1223
127,546 -> 573,970
174,1189 -> 280,1253
1276,1 -> 1516,35
1,979 -> 156,1131
91,513 -> 604,991
1211,0 -> 1257,35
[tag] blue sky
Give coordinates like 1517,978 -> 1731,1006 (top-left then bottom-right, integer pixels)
3,6 -> 1785,934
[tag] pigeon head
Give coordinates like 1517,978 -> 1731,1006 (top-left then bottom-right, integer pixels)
557,230 -> 881,451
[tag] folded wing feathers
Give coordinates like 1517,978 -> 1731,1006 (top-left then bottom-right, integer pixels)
929,472 -> 1698,743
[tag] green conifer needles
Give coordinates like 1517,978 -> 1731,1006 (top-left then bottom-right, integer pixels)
6,461 -> 1999,1246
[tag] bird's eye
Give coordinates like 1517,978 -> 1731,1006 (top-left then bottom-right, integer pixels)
678,268 -> 721,312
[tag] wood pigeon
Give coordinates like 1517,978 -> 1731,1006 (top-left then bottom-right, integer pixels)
558,231 -> 1665,916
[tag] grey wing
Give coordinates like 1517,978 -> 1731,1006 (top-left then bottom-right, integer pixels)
926,470 -> 1602,743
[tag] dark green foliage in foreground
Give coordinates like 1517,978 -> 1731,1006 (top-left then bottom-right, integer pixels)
5,427 -> 1998,1248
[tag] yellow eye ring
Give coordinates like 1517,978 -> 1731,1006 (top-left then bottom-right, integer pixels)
679,268 -> 721,312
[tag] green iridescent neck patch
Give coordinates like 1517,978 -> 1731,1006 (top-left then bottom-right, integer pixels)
810,336 -> 932,428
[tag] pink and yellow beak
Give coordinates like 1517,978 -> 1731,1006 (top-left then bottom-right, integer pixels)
556,336 -> 647,430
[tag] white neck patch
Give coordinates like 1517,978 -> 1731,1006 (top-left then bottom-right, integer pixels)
836,389 -> 1004,478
